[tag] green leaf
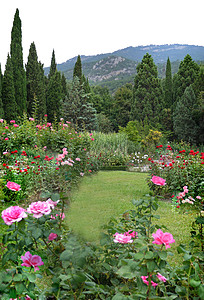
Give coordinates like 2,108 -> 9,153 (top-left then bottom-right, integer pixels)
144,251 -> 154,259
147,260 -> 157,272
134,252 -> 144,260
51,193 -> 60,201
189,279 -> 201,287
26,273 -> 36,283
32,228 -> 42,239
9,287 -> 17,298
13,273 -> 23,281
16,282 -> 27,294
60,250 -> 73,261
158,251 -> 167,260
183,253 -> 192,261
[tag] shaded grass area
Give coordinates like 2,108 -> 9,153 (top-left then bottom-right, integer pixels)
67,171 -> 196,266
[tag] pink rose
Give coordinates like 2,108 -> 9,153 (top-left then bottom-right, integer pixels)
48,233 -> 58,241
157,272 -> 167,282
5,137 -> 9,141
151,176 -> 166,186
6,181 -> 21,191
13,124 -> 19,128
125,230 -> 138,238
21,251 -> 44,271
46,198 -> 60,209
75,157 -> 81,161
10,120 -> 15,123
27,201 -> 52,218
152,229 -> 175,249
2,206 -> 27,225
0,119 -> 3,123
113,232 -> 133,244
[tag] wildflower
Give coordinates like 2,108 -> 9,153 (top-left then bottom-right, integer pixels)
21,251 -> 44,272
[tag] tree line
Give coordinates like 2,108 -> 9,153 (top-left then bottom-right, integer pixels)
0,9 -> 203,144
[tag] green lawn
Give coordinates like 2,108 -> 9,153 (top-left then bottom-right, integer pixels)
67,171 -> 195,251
67,171 -> 150,241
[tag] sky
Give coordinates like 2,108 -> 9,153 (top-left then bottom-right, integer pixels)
0,0 -> 204,71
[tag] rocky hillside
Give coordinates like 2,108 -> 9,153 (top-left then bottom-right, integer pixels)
44,44 -> 204,93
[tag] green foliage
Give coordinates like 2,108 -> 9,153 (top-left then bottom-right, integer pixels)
173,54 -> 200,104
26,42 -> 46,120
164,57 -> 173,108
2,55 -> 17,121
131,53 -> 164,127
73,55 -> 82,83
10,8 -> 27,116
173,86 -> 200,144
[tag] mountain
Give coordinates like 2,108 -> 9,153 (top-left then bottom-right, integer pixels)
44,44 -> 204,93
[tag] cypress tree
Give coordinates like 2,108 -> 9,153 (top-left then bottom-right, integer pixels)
10,8 -> 27,115
0,64 -> 4,117
2,54 -> 17,120
48,49 -> 57,80
46,71 -> 62,123
164,57 -> 173,108
61,73 -> 67,98
26,42 -> 46,120
73,55 -> 82,83
131,53 -> 164,127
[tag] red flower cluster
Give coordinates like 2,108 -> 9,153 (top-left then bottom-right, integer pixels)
189,150 -> 199,156
21,150 -> 27,156
156,145 -> 163,148
44,155 -> 54,161
11,150 -> 18,154
166,145 -> 172,150
179,149 -> 186,153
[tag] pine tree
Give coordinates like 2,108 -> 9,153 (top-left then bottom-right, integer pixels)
131,53 -> 164,127
2,55 -> 17,120
73,55 -> 82,83
173,54 -> 200,105
164,57 -> 173,108
10,8 -> 27,115
61,77 -> 97,131
26,42 -> 46,120
48,49 -> 57,80
173,85 -> 199,144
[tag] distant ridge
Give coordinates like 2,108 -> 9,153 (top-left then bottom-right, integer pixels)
44,44 -> 204,93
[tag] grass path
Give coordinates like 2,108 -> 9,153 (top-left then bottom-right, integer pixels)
67,171 -> 195,265
67,171 -> 150,241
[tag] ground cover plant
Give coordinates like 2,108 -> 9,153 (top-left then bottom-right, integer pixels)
0,120 -> 203,299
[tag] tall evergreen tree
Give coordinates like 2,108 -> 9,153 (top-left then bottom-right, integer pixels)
0,64 -> 4,117
61,73 -> 67,98
111,83 -> 132,130
10,8 -> 27,115
61,77 -> 97,131
46,71 -> 62,123
173,54 -> 200,105
131,53 -> 164,126
2,55 -> 17,120
48,49 -> 57,80
173,85 -> 199,144
164,57 -> 173,108
26,42 -> 46,120
73,55 -> 82,83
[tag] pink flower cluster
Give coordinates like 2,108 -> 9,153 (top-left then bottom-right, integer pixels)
152,229 -> 175,249
141,272 -> 167,287
1,198 -> 62,225
113,230 -> 137,244
175,186 -> 201,206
